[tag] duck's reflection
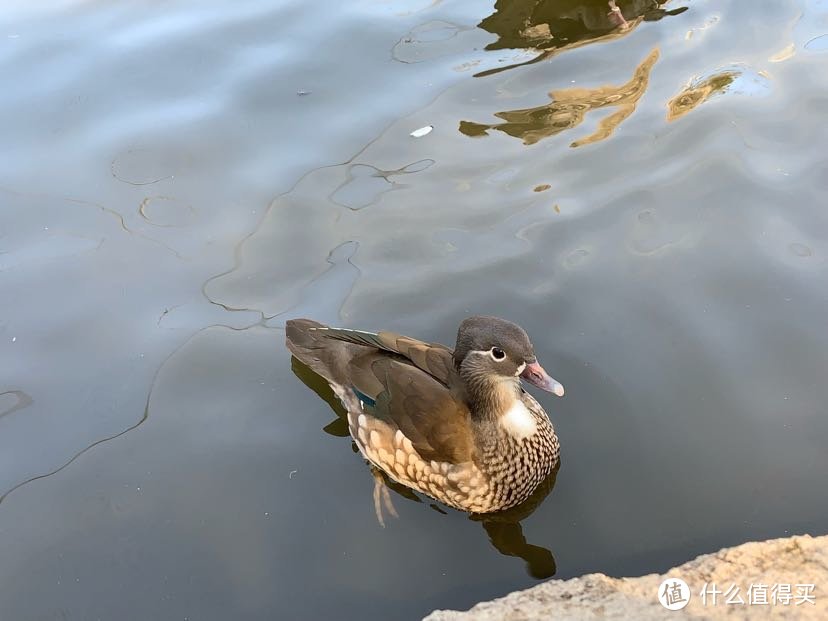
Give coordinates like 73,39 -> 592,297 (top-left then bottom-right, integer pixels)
461,48 -> 659,147
471,467 -> 559,578
291,356 -> 559,579
476,0 -> 687,77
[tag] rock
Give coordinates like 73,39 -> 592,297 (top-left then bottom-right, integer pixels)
425,534 -> 827,620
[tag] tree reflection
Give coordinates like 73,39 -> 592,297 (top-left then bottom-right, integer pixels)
475,0 -> 687,77
461,48 -> 659,147
667,71 -> 738,121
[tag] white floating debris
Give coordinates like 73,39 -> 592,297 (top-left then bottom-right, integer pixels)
410,125 -> 433,138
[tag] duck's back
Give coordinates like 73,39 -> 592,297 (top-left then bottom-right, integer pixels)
286,319 -> 496,509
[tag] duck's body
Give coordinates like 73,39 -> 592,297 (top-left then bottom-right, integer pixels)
285,316 -> 564,514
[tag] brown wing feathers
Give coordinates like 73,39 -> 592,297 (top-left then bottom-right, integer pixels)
308,326 -> 389,350
361,356 -> 473,463
301,324 -> 456,386
286,319 -> 473,465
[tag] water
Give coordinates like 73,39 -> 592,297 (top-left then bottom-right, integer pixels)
1,0 -> 827,619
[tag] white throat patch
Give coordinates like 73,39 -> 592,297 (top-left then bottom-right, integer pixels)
500,400 -> 537,440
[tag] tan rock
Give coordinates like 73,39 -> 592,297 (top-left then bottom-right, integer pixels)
425,534 -> 828,620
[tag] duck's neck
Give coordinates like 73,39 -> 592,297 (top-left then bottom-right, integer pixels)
463,374 -> 523,421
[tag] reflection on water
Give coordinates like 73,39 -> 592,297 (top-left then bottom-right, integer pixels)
667,71 -> 738,121
291,357 -> 559,579
666,66 -> 771,122
331,159 -> 435,211
471,470 -> 559,579
460,48 -> 658,146
0,390 -> 33,419
475,0 -> 686,76
805,34 -> 828,52
138,196 -> 196,228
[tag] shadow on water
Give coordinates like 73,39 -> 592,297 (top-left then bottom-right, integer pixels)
290,356 -> 559,579
474,0 -> 687,76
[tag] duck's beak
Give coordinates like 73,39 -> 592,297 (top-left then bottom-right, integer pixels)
520,360 -> 565,397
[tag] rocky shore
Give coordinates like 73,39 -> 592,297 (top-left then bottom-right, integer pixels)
425,534 -> 827,620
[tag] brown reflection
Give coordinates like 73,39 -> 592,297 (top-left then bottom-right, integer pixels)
667,71 -> 738,121
476,0 -> 686,77
291,357 -> 559,579
291,356 -> 349,423
460,48 -> 659,147
470,467 -> 559,578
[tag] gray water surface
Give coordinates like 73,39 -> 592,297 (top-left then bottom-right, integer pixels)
2,0 -> 827,619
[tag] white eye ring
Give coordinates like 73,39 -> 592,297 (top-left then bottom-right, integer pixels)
490,347 -> 506,361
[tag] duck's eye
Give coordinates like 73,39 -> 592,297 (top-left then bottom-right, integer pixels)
490,347 -> 506,361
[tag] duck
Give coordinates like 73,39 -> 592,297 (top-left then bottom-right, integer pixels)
285,315 -> 565,521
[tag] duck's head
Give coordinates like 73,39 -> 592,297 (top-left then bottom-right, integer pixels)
453,315 -> 564,398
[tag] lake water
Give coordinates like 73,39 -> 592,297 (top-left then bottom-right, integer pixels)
2,0 -> 827,619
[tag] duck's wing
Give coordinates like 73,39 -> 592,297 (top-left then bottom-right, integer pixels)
308,326 -> 456,387
286,320 -> 473,464
347,352 -> 474,464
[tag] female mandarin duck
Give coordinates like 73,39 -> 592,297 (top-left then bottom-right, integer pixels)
286,316 -> 564,521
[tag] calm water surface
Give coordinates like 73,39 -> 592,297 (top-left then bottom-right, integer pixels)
2,0 -> 827,619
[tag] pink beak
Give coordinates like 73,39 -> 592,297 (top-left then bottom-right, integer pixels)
520,360 -> 565,397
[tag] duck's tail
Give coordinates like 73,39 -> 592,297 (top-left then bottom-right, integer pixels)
285,318 -> 352,384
